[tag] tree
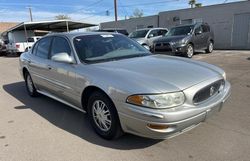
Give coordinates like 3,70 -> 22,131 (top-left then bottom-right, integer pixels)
195,3 -> 202,7
55,14 -> 71,20
189,0 -> 196,8
130,8 -> 144,18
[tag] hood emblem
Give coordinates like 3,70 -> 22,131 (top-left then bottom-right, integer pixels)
210,86 -> 215,96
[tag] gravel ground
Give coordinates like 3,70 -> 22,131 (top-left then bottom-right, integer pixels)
0,50 -> 250,161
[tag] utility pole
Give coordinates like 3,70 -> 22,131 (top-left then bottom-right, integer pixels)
114,0 -> 117,21
27,6 -> 33,22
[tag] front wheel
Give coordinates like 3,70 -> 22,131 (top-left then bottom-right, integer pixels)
185,44 -> 194,58
87,91 -> 123,140
206,41 -> 213,53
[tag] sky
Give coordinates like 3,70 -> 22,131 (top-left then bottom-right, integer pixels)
0,0 -> 243,24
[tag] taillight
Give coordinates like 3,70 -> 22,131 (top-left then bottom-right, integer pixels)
16,44 -> 20,48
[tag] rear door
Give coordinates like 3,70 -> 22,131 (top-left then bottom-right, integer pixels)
28,36 -> 53,92
201,24 -> 210,48
47,36 -> 78,106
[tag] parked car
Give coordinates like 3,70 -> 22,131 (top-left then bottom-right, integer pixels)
19,32 -> 230,140
96,28 -> 129,36
152,23 -> 214,58
128,28 -> 168,49
0,39 -> 7,55
6,36 -> 41,55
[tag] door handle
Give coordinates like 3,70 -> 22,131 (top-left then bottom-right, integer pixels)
27,59 -> 31,64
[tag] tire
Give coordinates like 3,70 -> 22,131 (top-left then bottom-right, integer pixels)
25,72 -> 38,97
206,41 -> 213,53
185,44 -> 194,58
87,91 -> 123,140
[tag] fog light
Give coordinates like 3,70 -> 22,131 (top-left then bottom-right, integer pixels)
147,124 -> 169,130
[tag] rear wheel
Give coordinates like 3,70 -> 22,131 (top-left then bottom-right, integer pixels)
87,91 -> 123,140
206,41 -> 213,53
185,44 -> 194,58
25,72 -> 38,97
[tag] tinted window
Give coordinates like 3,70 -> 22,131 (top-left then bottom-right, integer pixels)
51,37 -> 71,57
202,25 -> 210,32
128,29 -> 149,38
27,38 -> 34,42
158,29 -> 168,36
195,26 -> 202,33
74,34 -> 149,63
36,37 -> 52,59
148,30 -> 159,37
32,42 -> 38,54
167,25 -> 194,36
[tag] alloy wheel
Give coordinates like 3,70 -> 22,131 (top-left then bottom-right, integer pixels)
92,100 -> 112,132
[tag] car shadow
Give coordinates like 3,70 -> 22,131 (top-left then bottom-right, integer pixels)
3,82 -> 162,150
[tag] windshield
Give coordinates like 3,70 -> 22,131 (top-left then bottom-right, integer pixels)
74,34 -> 150,63
166,25 -> 194,36
128,29 -> 149,38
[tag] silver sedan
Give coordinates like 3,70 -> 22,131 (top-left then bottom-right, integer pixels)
19,32 -> 231,140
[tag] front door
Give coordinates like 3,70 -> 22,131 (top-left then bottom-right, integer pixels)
47,36 -> 79,106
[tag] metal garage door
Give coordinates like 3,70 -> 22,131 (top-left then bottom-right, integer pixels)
232,13 -> 250,49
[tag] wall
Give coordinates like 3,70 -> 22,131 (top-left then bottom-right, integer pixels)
100,15 -> 159,33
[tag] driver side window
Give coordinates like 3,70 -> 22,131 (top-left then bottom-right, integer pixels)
195,26 -> 202,34
148,30 -> 159,38
50,37 -> 71,58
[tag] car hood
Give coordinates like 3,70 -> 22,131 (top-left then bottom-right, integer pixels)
91,55 -> 221,93
154,35 -> 188,43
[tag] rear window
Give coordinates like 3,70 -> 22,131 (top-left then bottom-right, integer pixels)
36,37 -> 52,59
27,38 -> 34,42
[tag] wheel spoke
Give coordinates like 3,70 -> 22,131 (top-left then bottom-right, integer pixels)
92,100 -> 112,132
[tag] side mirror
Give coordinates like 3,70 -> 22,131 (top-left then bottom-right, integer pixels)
51,52 -> 74,64
195,30 -> 202,35
148,34 -> 154,38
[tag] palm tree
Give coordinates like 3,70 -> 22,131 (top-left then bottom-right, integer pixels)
189,0 -> 196,8
195,3 -> 202,7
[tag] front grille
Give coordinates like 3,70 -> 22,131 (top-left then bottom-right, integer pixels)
193,79 -> 225,104
154,43 -> 172,52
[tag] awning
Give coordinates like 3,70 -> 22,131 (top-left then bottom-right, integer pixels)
5,19 -> 97,32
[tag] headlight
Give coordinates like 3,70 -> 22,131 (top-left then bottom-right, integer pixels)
222,72 -> 226,80
170,38 -> 188,46
126,92 -> 185,109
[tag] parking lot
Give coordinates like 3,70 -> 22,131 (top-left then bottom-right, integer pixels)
0,50 -> 250,161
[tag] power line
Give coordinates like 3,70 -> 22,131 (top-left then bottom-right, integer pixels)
118,0 -> 179,7
117,0 -> 130,18
77,7 -> 114,21
68,0 -> 104,14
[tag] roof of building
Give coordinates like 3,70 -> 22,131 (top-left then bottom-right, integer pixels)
3,20 -> 97,33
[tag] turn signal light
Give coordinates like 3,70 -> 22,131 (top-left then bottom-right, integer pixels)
147,124 -> 169,130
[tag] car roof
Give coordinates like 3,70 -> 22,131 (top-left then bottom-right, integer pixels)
44,32 -> 121,39
136,28 -> 167,31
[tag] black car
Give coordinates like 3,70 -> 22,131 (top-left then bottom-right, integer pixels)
95,28 -> 129,36
152,23 -> 214,58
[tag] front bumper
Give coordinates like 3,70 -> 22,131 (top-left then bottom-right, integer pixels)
117,81 -> 231,139
153,43 -> 187,55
